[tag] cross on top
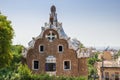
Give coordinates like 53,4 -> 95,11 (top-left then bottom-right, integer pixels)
46,31 -> 57,42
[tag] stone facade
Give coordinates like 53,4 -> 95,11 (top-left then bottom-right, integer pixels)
23,5 -> 88,77
95,61 -> 120,80
102,67 -> 120,80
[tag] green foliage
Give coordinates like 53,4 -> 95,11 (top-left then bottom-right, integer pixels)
118,50 -> 120,56
80,43 -> 85,48
57,76 -> 87,80
11,45 -> 23,64
77,76 -> 87,80
88,52 -> 99,79
88,58 -> 96,65
0,64 -> 19,80
0,64 -> 31,80
18,64 -> 32,80
114,50 -> 120,59
0,66 -> 87,80
0,45 -> 23,80
0,13 -> 14,69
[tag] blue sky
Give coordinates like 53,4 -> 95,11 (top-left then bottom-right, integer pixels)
0,0 -> 120,48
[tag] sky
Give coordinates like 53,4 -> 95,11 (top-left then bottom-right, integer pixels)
0,0 -> 120,48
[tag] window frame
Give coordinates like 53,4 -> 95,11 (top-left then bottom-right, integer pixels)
58,44 -> 64,53
45,63 -> 56,71
63,60 -> 71,70
39,44 -> 45,53
105,72 -> 109,79
115,72 -> 119,80
32,60 -> 39,70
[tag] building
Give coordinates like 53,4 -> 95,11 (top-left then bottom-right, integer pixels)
22,5 -> 89,77
95,50 -> 120,80
117,56 -> 120,65
95,60 -> 120,80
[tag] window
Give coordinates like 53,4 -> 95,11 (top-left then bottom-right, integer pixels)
45,56 -> 56,71
39,45 -> 44,53
45,63 -> 56,71
46,31 -> 57,42
115,72 -> 119,80
63,61 -> 71,70
58,45 -> 63,53
33,60 -> 39,70
105,72 -> 109,80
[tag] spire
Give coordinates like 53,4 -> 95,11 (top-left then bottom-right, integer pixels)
51,5 -> 56,13
49,5 -> 58,27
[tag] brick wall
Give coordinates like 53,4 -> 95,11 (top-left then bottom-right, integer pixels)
26,29 -> 88,77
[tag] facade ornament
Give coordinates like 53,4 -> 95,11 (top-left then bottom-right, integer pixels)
49,5 -> 58,27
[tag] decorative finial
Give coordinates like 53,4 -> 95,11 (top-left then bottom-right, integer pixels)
51,5 -> 56,13
49,5 -> 58,27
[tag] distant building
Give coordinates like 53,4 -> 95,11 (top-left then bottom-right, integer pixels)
22,5 -> 89,77
95,60 -> 120,80
95,50 -> 120,80
117,56 -> 120,65
98,50 -> 117,61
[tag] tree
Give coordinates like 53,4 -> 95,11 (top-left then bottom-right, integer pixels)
88,52 -> 100,79
0,12 -> 14,69
11,45 -> 24,64
0,45 -> 24,79
117,50 -> 120,57
114,50 -> 120,59
80,43 -> 85,48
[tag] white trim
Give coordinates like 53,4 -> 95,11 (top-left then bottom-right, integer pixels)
32,59 -> 39,70
58,44 -> 64,53
46,56 -> 56,63
63,60 -> 71,70
39,44 -> 45,53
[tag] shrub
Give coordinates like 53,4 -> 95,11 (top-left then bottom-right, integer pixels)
17,64 -> 32,80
